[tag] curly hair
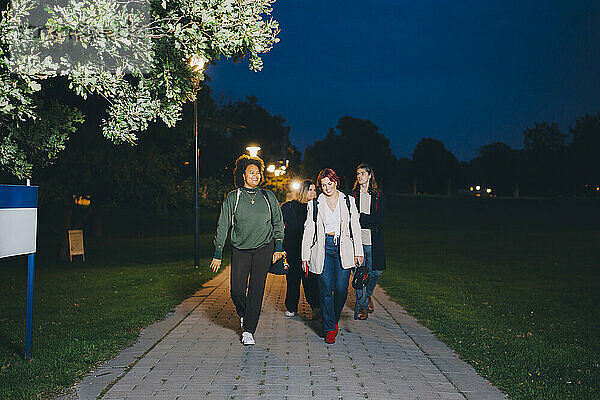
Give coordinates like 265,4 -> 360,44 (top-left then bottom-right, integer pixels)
233,155 -> 265,188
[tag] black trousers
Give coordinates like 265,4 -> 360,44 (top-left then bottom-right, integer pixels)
285,260 -> 320,313
230,241 -> 274,334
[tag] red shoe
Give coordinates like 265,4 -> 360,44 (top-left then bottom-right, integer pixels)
334,323 -> 339,336
325,330 -> 336,344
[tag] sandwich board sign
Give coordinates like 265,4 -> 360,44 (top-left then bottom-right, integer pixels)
68,229 -> 85,261
0,184 -> 38,358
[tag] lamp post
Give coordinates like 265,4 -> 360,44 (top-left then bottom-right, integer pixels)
190,54 -> 208,269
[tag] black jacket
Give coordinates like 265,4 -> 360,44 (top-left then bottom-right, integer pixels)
281,200 -> 307,265
351,190 -> 386,270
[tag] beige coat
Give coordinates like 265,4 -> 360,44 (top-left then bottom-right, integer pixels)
301,191 -> 364,274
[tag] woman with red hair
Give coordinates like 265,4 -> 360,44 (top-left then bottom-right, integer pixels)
301,168 -> 363,343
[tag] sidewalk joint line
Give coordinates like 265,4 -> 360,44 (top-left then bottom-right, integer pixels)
373,290 -> 468,399
96,271 -> 229,399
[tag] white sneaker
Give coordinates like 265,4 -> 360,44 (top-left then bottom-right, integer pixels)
240,317 -> 244,329
284,311 -> 295,317
241,332 -> 255,345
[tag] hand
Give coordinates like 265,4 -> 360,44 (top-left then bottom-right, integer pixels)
354,256 -> 364,266
210,258 -> 222,272
302,261 -> 310,275
272,251 -> 283,263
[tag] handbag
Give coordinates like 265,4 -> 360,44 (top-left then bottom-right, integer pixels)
269,251 -> 289,275
352,265 -> 369,289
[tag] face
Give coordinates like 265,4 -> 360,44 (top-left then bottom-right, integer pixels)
307,184 -> 317,201
320,177 -> 337,196
357,168 -> 370,186
243,164 -> 261,188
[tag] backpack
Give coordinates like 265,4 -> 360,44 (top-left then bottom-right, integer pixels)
231,188 -> 271,228
311,194 -> 366,284
232,188 -> 287,274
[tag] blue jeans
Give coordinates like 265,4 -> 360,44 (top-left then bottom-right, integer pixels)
354,245 -> 383,318
318,235 -> 351,333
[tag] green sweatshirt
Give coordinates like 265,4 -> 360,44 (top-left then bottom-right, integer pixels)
213,187 -> 284,259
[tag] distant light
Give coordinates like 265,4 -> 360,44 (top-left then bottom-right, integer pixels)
73,195 -> 90,207
246,146 -> 261,157
476,185 -> 481,191
596,187 -> 599,191
183,161 -> 190,165
486,188 -> 492,193
281,165 -> 287,171
469,186 -> 474,191
291,181 -> 301,190
267,164 -> 276,173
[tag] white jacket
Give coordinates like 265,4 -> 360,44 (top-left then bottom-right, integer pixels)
301,191 -> 364,274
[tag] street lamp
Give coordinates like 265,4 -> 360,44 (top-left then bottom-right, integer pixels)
246,145 -> 261,157
190,54 -> 208,269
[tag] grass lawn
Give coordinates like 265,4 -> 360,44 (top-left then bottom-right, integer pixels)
380,196 -> 600,400
0,223 -> 221,399
1,198 -> 598,399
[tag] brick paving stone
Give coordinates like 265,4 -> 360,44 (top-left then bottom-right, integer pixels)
66,266 -> 507,399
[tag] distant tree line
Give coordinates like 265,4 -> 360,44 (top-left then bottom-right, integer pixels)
411,116 -> 599,198
303,113 -> 600,198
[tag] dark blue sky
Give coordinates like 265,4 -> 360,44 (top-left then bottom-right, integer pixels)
209,1 -> 600,161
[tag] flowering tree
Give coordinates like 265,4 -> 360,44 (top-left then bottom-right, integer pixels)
0,0 -> 279,178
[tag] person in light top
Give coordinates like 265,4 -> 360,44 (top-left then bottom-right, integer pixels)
301,168 -> 363,344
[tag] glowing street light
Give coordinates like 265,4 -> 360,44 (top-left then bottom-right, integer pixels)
291,180 -> 301,191
246,146 -> 261,157
189,54 -> 209,73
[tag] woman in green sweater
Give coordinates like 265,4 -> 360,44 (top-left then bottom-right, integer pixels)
210,155 -> 284,345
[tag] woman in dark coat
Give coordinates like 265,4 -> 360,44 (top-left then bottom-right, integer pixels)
350,163 -> 386,320
281,180 -> 320,319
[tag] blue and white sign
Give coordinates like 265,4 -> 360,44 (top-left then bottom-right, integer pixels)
0,184 -> 38,258
0,184 -> 38,359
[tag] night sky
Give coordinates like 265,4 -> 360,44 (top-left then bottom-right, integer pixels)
208,1 -> 600,161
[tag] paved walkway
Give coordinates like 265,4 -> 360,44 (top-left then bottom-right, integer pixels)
71,267 -> 507,400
